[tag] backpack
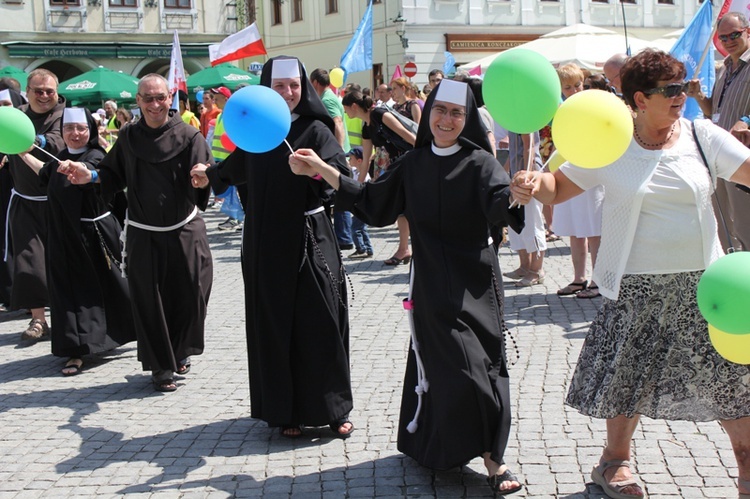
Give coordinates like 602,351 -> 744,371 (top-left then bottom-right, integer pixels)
382,103 -> 419,136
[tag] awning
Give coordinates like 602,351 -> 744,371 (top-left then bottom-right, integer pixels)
2,42 -> 211,59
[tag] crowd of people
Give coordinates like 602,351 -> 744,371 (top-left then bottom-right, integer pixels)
1,12 -> 750,498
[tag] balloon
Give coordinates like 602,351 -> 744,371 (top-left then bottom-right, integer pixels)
330,68 -> 345,88
482,50 -> 560,134
708,324 -> 750,364
222,85 -> 291,153
0,106 -> 35,155
697,252 -> 750,334
546,149 -> 566,173
220,132 -> 236,153
196,90 -> 204,102
552,90 -> 633,168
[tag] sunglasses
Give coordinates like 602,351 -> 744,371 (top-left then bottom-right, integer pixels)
30,87 -> 56,97
644,81 -> 689,98
138,93 -> 168,104
718,30 -> 745,43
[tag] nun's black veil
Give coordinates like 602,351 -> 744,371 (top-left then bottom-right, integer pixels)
414,79 -> 493,154
259,56 -> 335,134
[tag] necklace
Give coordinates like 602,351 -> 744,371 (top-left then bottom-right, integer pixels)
634,122 -> 675,148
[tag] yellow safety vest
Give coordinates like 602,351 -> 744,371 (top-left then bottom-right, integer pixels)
181,110 -> 200,129
345,114 -> 363,147
211,114 -> 231,162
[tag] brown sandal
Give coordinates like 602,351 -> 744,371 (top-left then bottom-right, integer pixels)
21,318 -> 50,341
557,280 -> 587,296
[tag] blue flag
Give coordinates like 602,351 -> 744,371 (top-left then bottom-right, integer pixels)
340,1 -> 373,80
443,51 -> 456,75
670,0 -> 714,121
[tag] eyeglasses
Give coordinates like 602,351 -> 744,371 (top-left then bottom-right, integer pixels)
30,87 -> 56,97
644,81 -> 689,98
718,30 -> 745,43
432,105 -> 466,120
138,93 -> 168,103
63,124 -> 89,133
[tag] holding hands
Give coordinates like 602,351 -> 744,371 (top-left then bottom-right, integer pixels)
288,148 -> 324,177
57,160 -> 92,184
190,163 -> 210,189
510,171 -> 541,205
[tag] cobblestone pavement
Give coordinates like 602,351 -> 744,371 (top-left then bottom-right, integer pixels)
0,208 -> 742,498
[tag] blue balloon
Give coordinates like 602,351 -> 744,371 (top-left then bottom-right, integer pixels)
222,85 -> 291,153
195,90 -> 204,102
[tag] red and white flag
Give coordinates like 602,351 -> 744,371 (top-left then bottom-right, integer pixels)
209,23 -> 267,67
168,30 -> 187,109
714,0 -> 750,55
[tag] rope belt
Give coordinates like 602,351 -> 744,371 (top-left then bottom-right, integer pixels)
403,261 -> 429,434
304,206 -> 325,216
80,211 -> 111,223
119,206 -> 198,277
5,189 -> 48,262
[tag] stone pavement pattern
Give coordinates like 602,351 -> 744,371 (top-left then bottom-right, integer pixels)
0,208 -> 741,498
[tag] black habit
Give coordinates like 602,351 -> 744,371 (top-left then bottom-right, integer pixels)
7,97 -> 66,310
97,110 -> 213,372
335,83 -> 524,470
37,109 -> 136,358
206,56 -> 353,428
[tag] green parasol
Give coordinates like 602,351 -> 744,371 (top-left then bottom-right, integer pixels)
0,66 -> 29,86
187,63 -> 259,96
57,66 -> 139,106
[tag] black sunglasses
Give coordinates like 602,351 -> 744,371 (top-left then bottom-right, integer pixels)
644,81 -> 689,98
718,30 -> 744,43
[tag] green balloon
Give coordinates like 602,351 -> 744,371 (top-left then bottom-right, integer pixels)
482,49 -> 561,134
697,252 -> 750,334
0,106 -> 35,155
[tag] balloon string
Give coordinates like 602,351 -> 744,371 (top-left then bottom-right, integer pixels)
508,135 -> 536,210
33,144 -> 62,163
284,139 -> 295,156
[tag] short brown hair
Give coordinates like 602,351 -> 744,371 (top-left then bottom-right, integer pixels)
27,68 -> 58,87
620,49 -> 686,109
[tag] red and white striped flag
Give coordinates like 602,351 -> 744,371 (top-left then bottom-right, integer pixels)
209,23 -> 267,67
714,0 -> 750,55
168,30 -> 187,109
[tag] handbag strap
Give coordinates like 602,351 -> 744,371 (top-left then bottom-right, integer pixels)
692,123 -> 735,252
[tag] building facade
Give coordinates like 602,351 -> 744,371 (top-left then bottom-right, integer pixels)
0,0 -> 256,84
257,0 -> 695,89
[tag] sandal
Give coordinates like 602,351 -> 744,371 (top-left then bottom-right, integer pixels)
591,459 -> 644,499
557,280 -> 588,296
279,425 -> 303,438
503,267 -> 528,280
329,418 -> 354,439
152,370 -> 177,392
577,285 -> 600,299
21,318 -> 50,342
515,270 -> 544,287
176,358 -> 191,375
62,358 -> 83,376
487,468 -> 523,496
384,255 -> 411,266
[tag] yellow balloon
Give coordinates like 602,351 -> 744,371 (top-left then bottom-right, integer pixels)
546,149 -> 566,173
330,68 -> 345,88
708,324 -> 750,364
551,90 -> 633,169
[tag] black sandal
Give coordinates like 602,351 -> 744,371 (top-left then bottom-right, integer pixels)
329,418 -> 354,439
176,358 -> 191,375
557,280 -> 587,296
279,425 -> 303,438
152,370 -> 177,392
62,358 -> 83,376
487,468 -> 523,496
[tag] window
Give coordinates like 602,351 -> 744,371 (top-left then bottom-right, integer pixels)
271,0 -> 281,25
165,0 -> 191,8
326,0 -> 337,14
590,0 -> 609,3
620,0 -> 636,3
292,0 -> 302,21
109,0 -> 137,6
656,0 -> 674,4
50,0 -> 81,6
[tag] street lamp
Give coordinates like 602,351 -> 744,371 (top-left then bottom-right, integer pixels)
393,12 -> 408,49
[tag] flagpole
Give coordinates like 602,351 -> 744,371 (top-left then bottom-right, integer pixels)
621,0 -> 631,56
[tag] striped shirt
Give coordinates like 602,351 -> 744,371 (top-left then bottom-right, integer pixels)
712,49 -> 750,130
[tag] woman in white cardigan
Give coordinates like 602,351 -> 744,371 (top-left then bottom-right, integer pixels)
512,49 -> 750,499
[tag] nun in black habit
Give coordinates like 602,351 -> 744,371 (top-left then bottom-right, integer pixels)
288,79 -> 525,495
19,107 -> 136,375
192,56 -> 353,438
